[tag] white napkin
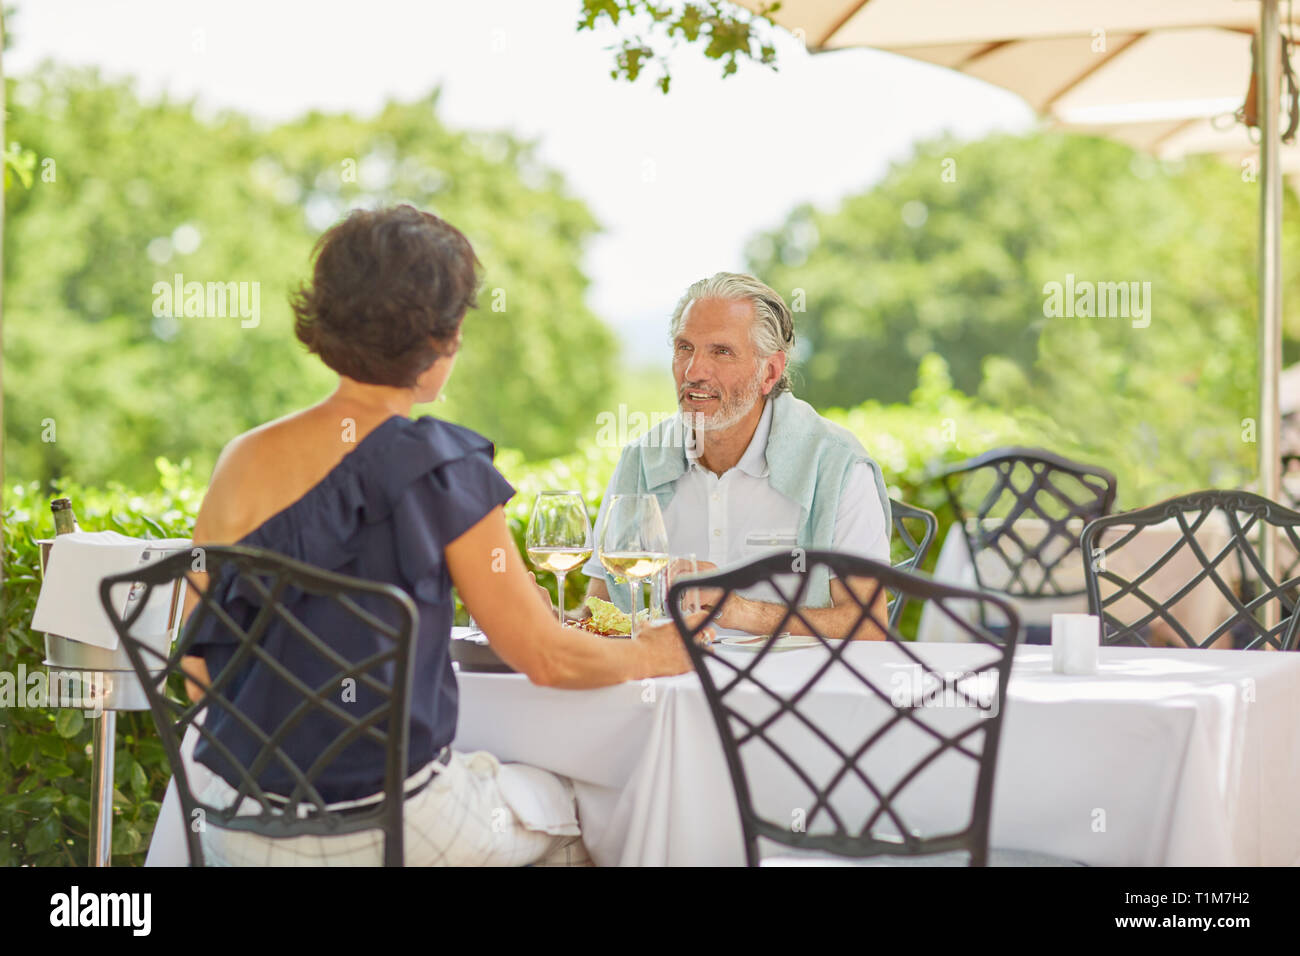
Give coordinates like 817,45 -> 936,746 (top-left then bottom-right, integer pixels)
32,531 -> 191,651
495,762 -> 582,837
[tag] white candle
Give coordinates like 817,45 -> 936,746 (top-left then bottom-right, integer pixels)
1051,613 -> 1100,675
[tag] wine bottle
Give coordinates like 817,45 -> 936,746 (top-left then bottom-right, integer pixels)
50,497 -> 78,536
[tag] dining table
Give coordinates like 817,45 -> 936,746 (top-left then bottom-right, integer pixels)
451,629 -> 1300,866
144,626 -> 1300,867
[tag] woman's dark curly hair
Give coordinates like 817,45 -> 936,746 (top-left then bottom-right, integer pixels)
291,204 -> 481,386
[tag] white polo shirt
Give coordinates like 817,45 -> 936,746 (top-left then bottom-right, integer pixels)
585,399 -> 890,585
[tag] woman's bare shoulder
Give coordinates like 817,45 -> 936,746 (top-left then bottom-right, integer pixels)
211,412 -> 312,480
198,412 -> 326,540
200,406 -> 399,542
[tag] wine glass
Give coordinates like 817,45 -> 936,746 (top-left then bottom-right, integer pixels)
598,494 -> 670,640
526,491 -> 593,625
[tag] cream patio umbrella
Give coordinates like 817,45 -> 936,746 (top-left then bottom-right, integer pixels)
733,0 -> 1297,582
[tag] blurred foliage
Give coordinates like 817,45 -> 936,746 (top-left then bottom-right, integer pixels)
3,65 -> 616,487
3,141 -> 35,191
750,132 -> 1300,505
577,0 -> 781,92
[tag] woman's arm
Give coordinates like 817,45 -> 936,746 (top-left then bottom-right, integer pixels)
178,437 -> 249,702
447,506 -> 698,687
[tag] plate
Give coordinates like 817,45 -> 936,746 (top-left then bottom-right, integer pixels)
450,634 -> 517,673
717,633 -> 823,652
564,620 -> 631,639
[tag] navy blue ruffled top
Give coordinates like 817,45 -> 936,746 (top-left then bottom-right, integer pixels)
186,415 -> 514,802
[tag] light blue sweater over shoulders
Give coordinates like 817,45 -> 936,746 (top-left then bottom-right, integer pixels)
599,391 -> 891,609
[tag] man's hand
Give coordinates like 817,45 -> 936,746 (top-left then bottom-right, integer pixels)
707,577 -> 888,640
712,593 -> 757,632
668,558 -> 722,614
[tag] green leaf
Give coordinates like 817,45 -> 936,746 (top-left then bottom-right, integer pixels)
36,734 -> 66,759
54,709 -> 84,738
111,823 -> 141,856
9,735 -> 35,768
63,794 -> 91,827
44,762 -> 74,779
135,737 -> 166,766
25,815 -> 60,855
130,761 -> 149,798
114,750 -> 136,786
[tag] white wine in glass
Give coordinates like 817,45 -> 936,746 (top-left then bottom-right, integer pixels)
598,494 -> 670,640
599,553 -> 669,579
526,491 -> 593,625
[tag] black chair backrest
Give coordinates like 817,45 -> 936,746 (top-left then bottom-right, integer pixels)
99,545 -> 418,866
1081,490 -> 1300,651
887,498 -> 938,628
668,551 -> 1020,867
937,447 -> 1118,608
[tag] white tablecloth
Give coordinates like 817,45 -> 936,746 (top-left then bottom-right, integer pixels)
452,636 -> 1300,866
147,630 -> 1300,866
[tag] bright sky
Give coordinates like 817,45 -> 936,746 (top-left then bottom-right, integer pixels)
7,0 -> 1034,366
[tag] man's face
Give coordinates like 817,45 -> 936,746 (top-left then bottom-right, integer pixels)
672,297 -> 771,433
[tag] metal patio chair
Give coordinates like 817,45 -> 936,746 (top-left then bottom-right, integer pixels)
887,497 -> 938,629
668,550 -> 1078,866
935,447 -> 1118,643
100,545 -> 418,866
1080,490 -> 1300,651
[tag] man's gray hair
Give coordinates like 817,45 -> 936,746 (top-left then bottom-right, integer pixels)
669,272 -> 795,395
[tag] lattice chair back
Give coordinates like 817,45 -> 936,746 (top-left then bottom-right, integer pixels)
1080,490 -> 1300,651
99,545 -> 418,866
668,551 -> 1019,866
887,498 -> 938,629
937,447 -> 1117,627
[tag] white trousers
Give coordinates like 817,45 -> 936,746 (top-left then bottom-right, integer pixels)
191,747 -> 588,867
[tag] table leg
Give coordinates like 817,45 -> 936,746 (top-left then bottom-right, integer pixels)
88,710 -> 116,867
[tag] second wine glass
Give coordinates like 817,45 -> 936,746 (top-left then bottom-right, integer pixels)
526,491 -> 593,625
598,494 -> 670,640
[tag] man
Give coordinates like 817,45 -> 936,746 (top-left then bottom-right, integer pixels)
582,272 -> 892,639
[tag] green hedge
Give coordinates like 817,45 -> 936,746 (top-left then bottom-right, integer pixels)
0,377 -> 1032,866
1,460 -> 202,865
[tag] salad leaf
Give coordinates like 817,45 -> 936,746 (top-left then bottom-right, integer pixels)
584,596 -> 649,635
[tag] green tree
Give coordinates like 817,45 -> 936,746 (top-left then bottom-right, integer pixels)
3,65 -> 616,487
577,0 -> 780,92
749,132 -> 1300,503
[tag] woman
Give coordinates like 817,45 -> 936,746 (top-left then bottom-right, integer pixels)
181,204 -> 698,866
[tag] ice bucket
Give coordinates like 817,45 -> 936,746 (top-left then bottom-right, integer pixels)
37,539 -> 188,712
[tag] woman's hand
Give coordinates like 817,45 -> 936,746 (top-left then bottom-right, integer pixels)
634,612 -> 715,677
528,572 -> 555,615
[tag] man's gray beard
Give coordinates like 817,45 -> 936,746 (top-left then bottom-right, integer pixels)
681,369 -> 765,436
